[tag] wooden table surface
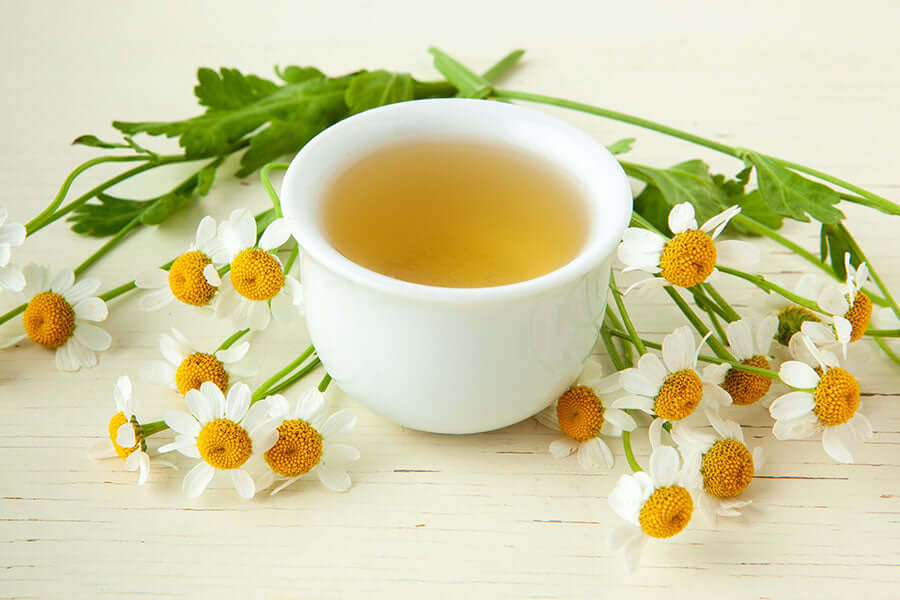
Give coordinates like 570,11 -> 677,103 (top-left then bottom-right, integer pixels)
1,1 -> 898,598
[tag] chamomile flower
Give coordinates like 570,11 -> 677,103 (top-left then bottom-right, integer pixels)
135,216 -> 230,311
141,329 -> 257,395
160,382 -> 278,499
214,210 -> 303,331
769,334 -> 872,463
0,207 -> 26,292
616,326 -> 732,431
608,446 -> 696,573
88,376 -> 174,484
801,254 -> 872,357
762,273 -> 829,348
671,414 -> 764,520
256,389 -> 359,494
535,359 -> 636,470
0,264 -> 111,371
702,317 -> 778,406
617,203 -> 759,293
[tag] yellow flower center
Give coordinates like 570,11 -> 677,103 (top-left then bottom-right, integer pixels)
654,369 -> 703,421
659,230 -> 717,288
639,485 -> 693,538
721,355 -> 772,406
813,367 -> 860,427
843,291 -> 872,343
264,419 -> 323,477
175,352 -> 229,395
23,291 -> 75,348
196,418 -> 252,470
230,248 -> 284,301
168,251 -> 217,306
700,439 -> 754,498
108,412 -> 141,460
775,306 -> 820,346
556,386 -> 605,442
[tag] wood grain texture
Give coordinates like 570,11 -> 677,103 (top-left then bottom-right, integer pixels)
1,1 -> 898,598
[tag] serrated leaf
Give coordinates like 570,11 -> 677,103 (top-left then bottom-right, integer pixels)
235,118 -> 330,177
743,151 -> 843,223
820,224 -> 857,280
606,138 -> 636,155
345,70 -> 415,115
731,190 -> 784,231
68,194 -> 152,237
275,65 -> 325,84
194,67 -> 279,110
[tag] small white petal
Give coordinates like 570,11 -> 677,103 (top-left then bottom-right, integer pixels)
251,425 -> 278,454
114,375 -> 133,414
135,269 -> 168,289
61,278 -> 100,304
577,437 -> 614,470
22,263 -> 48,298
259,218 -> 293,251
752,446 -> 766,470
203,263 -> 222,287
248,301 -> 271,331
137,452 -> 151,485
73,323 -> 111,351
535,404 -> 561,431
296,389 -> 326,422
668,202 -> 697,234
225,383 -> 251,422
194,216 -> 217,249
319,410 -> 356,438
55,342 -> 79,372
116,422 -> 136,447
199,381 -> 226,418
215,341 -> 249,364
243,400 -> 272,434
49,268 -> 75,295
266,394 -> 291,420
649,446 -> 680,487
819,285 -> 849,316
231,469 -> 256,499
624,276 -> 668,295
124,449 -> 142,472
620,367 -> 658,398
138,288 -> 175,311
604,408 -> 636,432
822,425 -> 855,464
270,290 -> 299,322
779,361 -> 820,389
637,353 -> 668,390
611,395 -> 655,412
183,462 -> 215,497
726,319 -> 755,361
702,363 -> 730,385
316,463 -> 351,492
73,298 -> 108,322
648,417 -> 664,449
769,391 -> 815,421
756,315 -> 779,355
164,410 -> 201,437
186,387 -> 214,424
0,264 -> 25,292
323,443 -> 360,466
549,437 -> 578,458
662,326 -> 695,373
848,412 -> 874,441
0,221 -> 25,247
623,533 -> 648,573
772,413 -> 819,440
142,360 -> 176,387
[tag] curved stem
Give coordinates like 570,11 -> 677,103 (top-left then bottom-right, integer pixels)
609,271 -> 646,355
216,329 -> 250,352
25,155 -> 150,233
621,430 -> 642,472
265,358 -> 322,397
717,265 -> 826,314
600,323 -> 626,371
283,243 -> 299,276
261,162 -> 290,217
251,345 -> 315,402
664,286 -> 735,361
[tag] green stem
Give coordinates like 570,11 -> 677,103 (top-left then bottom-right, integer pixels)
716,265 -> 827,314
25,155 -> 150,233
283,243 -> 299,276
690,286 -> 731,323
600,323 -> 626,371
261,162 -> 290,217
834,223 -> 900,322
251,344 -> 315,402
265,358 -> 322,397
865,329 -> 900,338
702,299 -> 729,345
609,271 -> 646,355
664,287 -> 735,361
603,306 -> 633,367
216,329 -> 250,352
621,430 -> 642,472
775,158 -> 900,217
318,373 -> 332,392
481,50 -> 525,84
139,420 -> 169,438
731,213 -> 835,278
73,215 -> 143,277
0,304 -> 26,326
701,283 -> 741,322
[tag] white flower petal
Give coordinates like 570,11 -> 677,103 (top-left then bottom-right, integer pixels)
611,395 -> 655,412
822,425 -> 855,464
247,300 -> 271,331
779,361 -> 820,389
716,240 -> 760,268
619,368 -> 658,398
113,375 -> 133,414
668,202 -> 697,234
703,383 -> 733,409
848,412 -> 873,441
726,319 -> 755,360
215,341 -> 249,364
185,389 -> 213,424
769,391 -> 815,421
138,288 -> 175,311
0,264 -> 25,292
0,221 -> 25,247
772,413 -> 819,440
608,523 -> 640,552
319,410 -> 356,438
231,469 -> 256,499
137,452 -> 151,485
194,216 -> 217,249
535,404 -> 561,431
183,462 -> 215,497
316,463 -> 351,492
88,440 -> 117,459
203,263 -> 221,287
73,323 -> 111,351
73,298 -> 108,322
266,394 -> 290,420
270,290 -> 298,322
243,400 -> 272,434
296,389 -> 326,422
135,269 -> 168,289
702,363 -> 730,385
199,381 -> 226,419
604,408 -> 636,432
637,353 -> 668,390
801,321 -> 836,345
649,446 -> 680,487
662,326 -> 695,373
61,278 -> 100,304
22,263 -> 48,298
225,383 -> 251,422
124,448 -> 142,472
577,437 -> 614,470
0,333 -> 27,349
623,533 -> 648,574
752,446 -> 766,470
624,276 -> 668,295
164,410 -> 201,437
116,422 -> 136,448
819,284 -> 849,315
609,474 -> 643,523
756,315 -> 779,355
55,342 -> 79,372
548,436 -> 578,458
648,417 -> 664,449
259,218 -> 293,251
49,268 -> 75,295
323,443 -> 360,466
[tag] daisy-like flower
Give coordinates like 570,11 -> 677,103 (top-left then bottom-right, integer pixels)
671,414 -> 764,519
142,329 -> 257,395
535,359 -> 636,470
608,446 -> 696,573
801,254 -> 872,357
617,202 -> 759,293
256,388 -> 358,495
762,273 -> 829,347
0,264 -> 110,371
702,317 -> 778,406
0,207 -> 26,292
88,376 -> 174,484
214,210 -> 303,331
769,334 -> 873,463
135,215 -> 230,311
160,382 -> 278,499
616,326 -> 732,430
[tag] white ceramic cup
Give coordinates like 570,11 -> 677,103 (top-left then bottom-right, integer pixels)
281,99 -> 631,434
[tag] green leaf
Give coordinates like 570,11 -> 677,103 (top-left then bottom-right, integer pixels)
345,70 -> 415,115
428,47 -> 491,99
743,151 -> 843,223
194,67 -> 279,110
71,134 -> 130,149
731,190 -> 783,231
820,224 -> 858,280
275,65 -> 325,84
606,138 -> 635,155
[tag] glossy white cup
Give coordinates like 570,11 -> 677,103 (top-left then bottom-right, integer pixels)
281,99 -> 631,434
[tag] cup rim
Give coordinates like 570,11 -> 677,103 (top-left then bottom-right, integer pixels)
281,98 -> 632,304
